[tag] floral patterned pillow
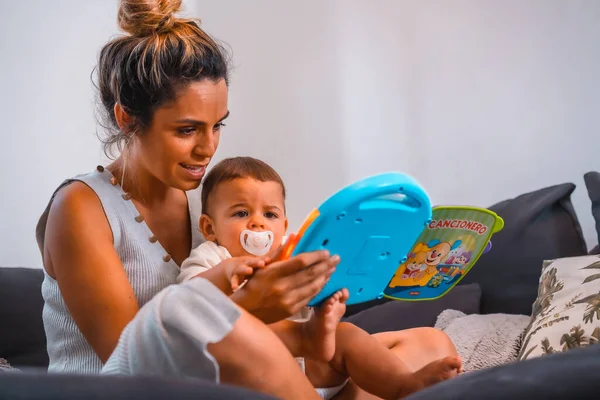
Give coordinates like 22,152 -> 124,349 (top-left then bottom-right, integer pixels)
518,255 -> 600,360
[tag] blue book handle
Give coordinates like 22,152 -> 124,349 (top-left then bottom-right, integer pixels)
289,172 -> 432,307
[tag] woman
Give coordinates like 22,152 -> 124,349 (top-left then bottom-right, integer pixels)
36,1 -> 457,399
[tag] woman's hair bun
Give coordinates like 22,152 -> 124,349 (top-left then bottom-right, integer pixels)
118,0 -> 183,37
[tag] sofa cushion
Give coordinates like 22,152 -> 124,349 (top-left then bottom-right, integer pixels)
344,283 -> 481,334
458,183 -> 588,315
518,255 -> 600,361
0,267 -> 48,367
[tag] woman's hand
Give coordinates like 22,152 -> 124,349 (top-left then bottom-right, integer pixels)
231,235 -> 340,323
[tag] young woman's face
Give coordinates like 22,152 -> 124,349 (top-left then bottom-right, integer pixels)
131,79 -> 229,191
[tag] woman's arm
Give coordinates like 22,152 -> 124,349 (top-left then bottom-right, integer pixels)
44,182 -> 139,363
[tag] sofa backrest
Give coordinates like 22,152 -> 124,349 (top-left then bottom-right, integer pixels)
459,183 -> 588,315
0,267 -> 48,368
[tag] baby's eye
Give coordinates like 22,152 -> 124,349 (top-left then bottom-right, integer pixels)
234,211 -> 248,218
265,212 -> 278,219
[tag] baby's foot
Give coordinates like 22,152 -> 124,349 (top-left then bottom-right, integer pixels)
302,289 -> 349,362
420,355 -> 461,384
412,356 -> 461,391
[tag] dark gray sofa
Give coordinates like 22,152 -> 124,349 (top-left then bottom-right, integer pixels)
2,178 -> 600,399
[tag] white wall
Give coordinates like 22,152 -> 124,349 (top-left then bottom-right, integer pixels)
192,0 -> 348,241
1,0 -> 599,268
1,1 -> 116,267
333,0 -> 600,240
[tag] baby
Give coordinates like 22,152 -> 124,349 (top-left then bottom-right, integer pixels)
179,157 -> 461,399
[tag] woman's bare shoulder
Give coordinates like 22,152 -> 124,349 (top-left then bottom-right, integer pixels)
51,180 -> 103,212
48,180 -> 112,237
44,181 -> 114,276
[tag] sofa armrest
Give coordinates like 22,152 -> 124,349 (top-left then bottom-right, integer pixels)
0,372 -> 277,400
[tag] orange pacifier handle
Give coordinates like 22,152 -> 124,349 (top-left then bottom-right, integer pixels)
280,208 -> 320,260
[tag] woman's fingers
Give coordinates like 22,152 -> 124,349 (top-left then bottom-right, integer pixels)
268,250 -> 334,279
280,256 -> 339,313
285,266 -> 337,312
287,254 -> 339,288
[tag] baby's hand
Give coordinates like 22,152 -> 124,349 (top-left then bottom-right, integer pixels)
223,256 -> 268,291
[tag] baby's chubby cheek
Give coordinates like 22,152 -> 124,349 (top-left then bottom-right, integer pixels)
225,232 -> 248,257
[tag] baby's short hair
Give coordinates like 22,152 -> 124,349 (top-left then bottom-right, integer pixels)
201,157 -> 286,215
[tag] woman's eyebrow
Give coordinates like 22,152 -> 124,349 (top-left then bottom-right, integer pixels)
175,110 -> 230,125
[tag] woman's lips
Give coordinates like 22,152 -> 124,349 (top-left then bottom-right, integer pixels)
180,163 -> 206,180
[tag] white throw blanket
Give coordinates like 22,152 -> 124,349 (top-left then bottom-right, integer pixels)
434,309 -> 530,372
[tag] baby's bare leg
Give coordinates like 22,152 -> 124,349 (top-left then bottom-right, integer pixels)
267,289 -> 349,362
372,328 -> 461,372
303,289 -> 349,361
307,323 -> 460,400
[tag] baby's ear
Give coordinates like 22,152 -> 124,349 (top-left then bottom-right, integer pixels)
199,214 -> 217,242
284,217 -> 289,233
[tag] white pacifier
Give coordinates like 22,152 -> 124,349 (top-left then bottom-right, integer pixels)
240,229 -> 274,256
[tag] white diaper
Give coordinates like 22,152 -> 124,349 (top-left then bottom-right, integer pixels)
314,382 -> 349,399
296,357 -> 349,399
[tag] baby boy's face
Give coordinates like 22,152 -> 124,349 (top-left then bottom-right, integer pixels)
204,177 -> 288,257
